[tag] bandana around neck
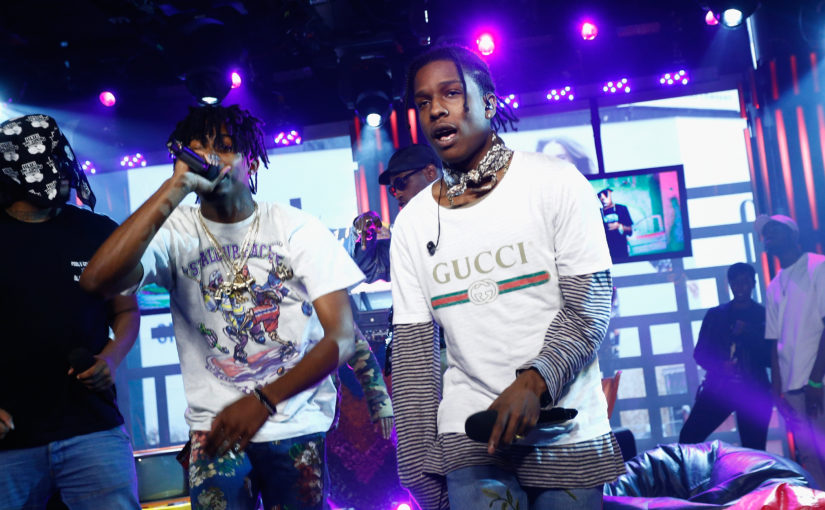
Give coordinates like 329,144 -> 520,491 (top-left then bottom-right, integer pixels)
443,134 -> 514,202
0,114 -> 95,209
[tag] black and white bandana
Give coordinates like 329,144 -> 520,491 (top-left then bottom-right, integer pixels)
0,114 -> 95,209
443,134 -> 514,201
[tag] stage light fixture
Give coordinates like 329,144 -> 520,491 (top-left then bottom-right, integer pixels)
274,129 -> 302,147
581,21 -> 599,41
476,33 -> 496,56
99,91 -> 116,107
659,70 -> 689,86
707,1 -> 758,28
81,160 -> 97,174
394,504 -> 412,510
230,71 -> 242,89
602,78 -> 630,94
546,86 -> 575,101
705,10 -> 719,26
185,67 -> 232,106
355,90 -> 392,128
499,93 -> 519,109
120,153 -> 147,168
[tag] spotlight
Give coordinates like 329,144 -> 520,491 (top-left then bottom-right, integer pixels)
580,21 -> 598,41
659,70 -> 689,86
705,10 -> 719,26
230,71 -> 242,89
274,129 -> 302,147
355,90 -> 391,128
120,153 -> 147,168
602,78 -> 630,94
707,1 -> 758,28
394,504 -> 412,510
476,33 -> 496,56
498,93 -> 519,109
546,86 -> 575,101
99,91 -> 116,107
185,67 -> 232,106
81,160 -> 97,174
721,9 -> 743,27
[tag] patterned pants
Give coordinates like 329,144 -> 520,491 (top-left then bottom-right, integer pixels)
189,431 -> 326,510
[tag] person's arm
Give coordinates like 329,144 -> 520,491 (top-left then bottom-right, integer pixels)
692,309 -> 720,371
487,270 -> 612,453
0,409 -> 13,440
348,325 -> 393,438
203,289 -> 355,455
80,160 -> 227,297
392,321 -> 448,510
804,323 -> 825,416
72,294 -> 140,391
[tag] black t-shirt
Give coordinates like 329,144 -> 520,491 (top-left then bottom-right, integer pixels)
602,203 -> 633,260
0,205 -> 124,450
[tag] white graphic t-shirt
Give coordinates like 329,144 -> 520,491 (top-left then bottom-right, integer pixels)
139,202 -> 364,441
391,151 -> 612,446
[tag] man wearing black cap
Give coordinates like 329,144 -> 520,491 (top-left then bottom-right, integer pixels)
0,114 -> 141,508
598,187 -> 633,261
379,144 -> 441,209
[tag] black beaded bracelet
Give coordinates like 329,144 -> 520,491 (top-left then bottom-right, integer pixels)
253,387 -> 277,416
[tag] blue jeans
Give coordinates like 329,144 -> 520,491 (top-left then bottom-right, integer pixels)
0,426 -> 139,510
446,465 -> 603,510
188,431 -> 326,510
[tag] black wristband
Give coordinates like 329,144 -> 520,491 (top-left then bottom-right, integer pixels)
253,387 -> 277,416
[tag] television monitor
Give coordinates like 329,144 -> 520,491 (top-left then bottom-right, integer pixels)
134,446 -> 189,504
586,165 -> 691,264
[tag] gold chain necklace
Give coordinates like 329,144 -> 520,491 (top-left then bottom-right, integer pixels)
198,203 -> 260,298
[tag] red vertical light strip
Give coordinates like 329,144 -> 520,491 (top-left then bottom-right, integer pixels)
796,107 -> 818,229
774,109 -> 797,220
750,69 -> 760,110
755,117 -> 772,211
407,108 -> 418,144
353,115 -> 362,151
761,252 -> 772,285
390,110 -> 399,149
738,84 -> 747,119
817,106 -> 825,182
790,55 -> 800,95
773,257 -> 781,275
374,127 -> 382,152
378,163 -> 390,225
769,60 -> 779,101
357,164 -> 369,213
812,53 -> 820,93
743,129 -> 758,190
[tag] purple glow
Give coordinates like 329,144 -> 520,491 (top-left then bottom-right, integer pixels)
120,153 -> 147,168
499,93 -> 519,109
580,21 -> 598,41
99,91 -> 116,107
230,71 -> 242,89
476,33 -> 495,56
546,86 -> 574,101
603,78 -> 630,94
81,160 -> 96,174
705,10 -> 719,26
274,129 -> 302,147
659,70 -> 689,86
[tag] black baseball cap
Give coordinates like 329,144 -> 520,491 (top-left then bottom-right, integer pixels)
597,187 -> 613,196
378,144 -> 441,185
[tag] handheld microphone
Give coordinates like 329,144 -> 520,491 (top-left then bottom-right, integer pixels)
68,347 -> 97,373
167,139 -> 223,180
464,408 -> 578,443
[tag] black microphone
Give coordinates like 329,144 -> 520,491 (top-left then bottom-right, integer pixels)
68,347 -> 97,373
167,139 -> 223,180
427,241 -> 436,256
464,408 -> 578,443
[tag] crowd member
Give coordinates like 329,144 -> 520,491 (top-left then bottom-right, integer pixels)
597,187 -> 633,261
679,262 -> 772,449
758,214 -> 825,487
0,114 -> 140,509
389,45 -> 625,510
81,104 -> 364,510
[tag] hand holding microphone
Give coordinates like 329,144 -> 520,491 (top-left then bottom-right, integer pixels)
167,140 -> 224,180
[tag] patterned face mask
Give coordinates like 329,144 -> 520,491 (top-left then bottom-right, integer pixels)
0,114 -> 95,209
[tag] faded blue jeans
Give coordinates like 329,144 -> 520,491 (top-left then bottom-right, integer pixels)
446,464 -> 603,510
0,426 -> 139,510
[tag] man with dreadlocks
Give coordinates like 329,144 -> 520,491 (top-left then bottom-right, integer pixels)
0,114 -> 140,508
81,104 -> 364,510
389,46 -> 625,509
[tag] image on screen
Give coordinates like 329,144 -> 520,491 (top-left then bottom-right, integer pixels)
586,165 -> 691,264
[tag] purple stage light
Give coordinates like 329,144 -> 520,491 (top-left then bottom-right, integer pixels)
580,21 -> 598,41
120,153 -> 147,168
81,160 -> 97,174
499,93 -> 519,109
705,10 -> 719,26
230,71 -> 242,89
274,129 -> 302,147
476,33 -> 495,56
394,504 -> 412,510
602,78 -> 630,94
99,91 -> 116,107
659,70 -> 689,86
546,86 -> 575,102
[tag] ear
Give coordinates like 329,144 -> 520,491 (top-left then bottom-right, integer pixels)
248,159 -> 260,173
483,93 -> 497,119
423,163 -> 439,182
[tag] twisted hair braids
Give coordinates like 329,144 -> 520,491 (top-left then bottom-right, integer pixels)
403,45 -> 519,133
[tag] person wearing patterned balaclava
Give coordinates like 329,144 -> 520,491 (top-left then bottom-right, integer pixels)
0,114 -> 141,509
